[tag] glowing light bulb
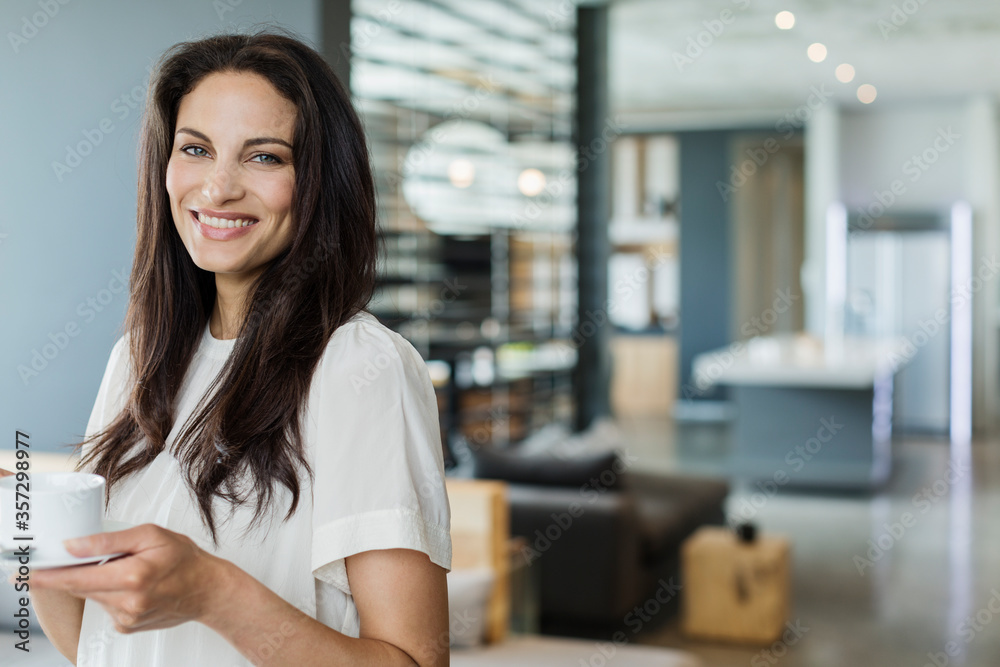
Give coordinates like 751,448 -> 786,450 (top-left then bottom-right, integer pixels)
517,168 -> 546,197
857,84 -> 877,104
835,63 -> 855,83
448,159 -> 475,188
775,11 -> 795,29
807,43 -> 828,63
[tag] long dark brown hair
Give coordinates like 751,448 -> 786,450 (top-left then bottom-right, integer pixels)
76,29 -> 377,542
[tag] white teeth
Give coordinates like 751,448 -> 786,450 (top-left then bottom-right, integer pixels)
196,213 -> 258,229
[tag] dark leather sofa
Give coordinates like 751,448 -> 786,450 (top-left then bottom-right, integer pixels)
474,446 -> 729,637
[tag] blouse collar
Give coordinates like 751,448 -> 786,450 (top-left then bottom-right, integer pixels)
198,320 -> 237,361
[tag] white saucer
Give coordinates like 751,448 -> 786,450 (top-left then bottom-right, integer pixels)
1,520 -> 132,571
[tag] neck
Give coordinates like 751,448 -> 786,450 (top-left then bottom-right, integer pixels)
211,273 -> 252,340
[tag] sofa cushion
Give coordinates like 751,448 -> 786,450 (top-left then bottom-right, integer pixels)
474,447 -> 621,489
624,471 -> 730,563
631,498 -> 691,566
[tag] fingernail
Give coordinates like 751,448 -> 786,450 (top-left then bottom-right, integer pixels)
63,537 -> 85,551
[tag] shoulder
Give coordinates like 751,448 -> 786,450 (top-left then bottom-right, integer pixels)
325,310 -> 416,357
108,333 -> 128,360
314,311 -> 432,397
103,333 -> 133,386
84,333 -> 134,445
96,332 -> 142,404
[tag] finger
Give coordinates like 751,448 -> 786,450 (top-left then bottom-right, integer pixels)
63,523 -> 159,558
122,617 -> 180,633
0,468 -> 14,478
91,598 -> 144,635
78,589 -> 133,609
90,594 -> 181,634
30,554 -> 146,594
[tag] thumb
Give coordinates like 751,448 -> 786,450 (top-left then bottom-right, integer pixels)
63,525 -> 145,557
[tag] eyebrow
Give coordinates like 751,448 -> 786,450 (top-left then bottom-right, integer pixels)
176,127 -> 293,151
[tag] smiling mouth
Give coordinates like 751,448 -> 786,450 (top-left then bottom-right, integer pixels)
192,211 -> 260,229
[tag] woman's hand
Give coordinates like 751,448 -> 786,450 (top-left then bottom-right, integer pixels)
26,520 -> 448,666
29,524 -> 229,634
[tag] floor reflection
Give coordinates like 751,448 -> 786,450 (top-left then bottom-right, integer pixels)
620,415 -> 1000,667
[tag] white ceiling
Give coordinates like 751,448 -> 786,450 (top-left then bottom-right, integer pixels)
610,0 -> 1000,125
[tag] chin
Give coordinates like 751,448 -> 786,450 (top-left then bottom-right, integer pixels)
188,251 -> 247,275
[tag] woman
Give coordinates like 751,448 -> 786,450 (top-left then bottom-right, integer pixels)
20,29 -> 451,666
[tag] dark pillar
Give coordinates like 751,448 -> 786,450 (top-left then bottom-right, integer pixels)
573,5 -> 612,431
677,131 -> 731,403
321,0 -> 352,90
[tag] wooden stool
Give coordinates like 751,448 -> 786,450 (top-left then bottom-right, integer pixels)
681,526 -> 791,645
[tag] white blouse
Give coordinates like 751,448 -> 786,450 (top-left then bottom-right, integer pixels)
76,311 -> 452,666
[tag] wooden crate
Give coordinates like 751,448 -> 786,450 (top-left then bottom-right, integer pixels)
681,527 -> 791,645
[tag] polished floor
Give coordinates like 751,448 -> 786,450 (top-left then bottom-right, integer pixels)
620,415 -> 1000,667
5,418 -> 1000,666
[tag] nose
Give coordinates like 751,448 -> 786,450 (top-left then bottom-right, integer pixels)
201,160 -> 244,204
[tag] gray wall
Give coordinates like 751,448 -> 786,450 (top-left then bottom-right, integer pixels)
0,0 -> 319,453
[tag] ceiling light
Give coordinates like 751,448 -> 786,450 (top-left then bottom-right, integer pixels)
517,168 -> 546,197
835,64 -> 856,83
807,43 -> 827,63
857,84 -> 877,104
448,159 -> 475,188
775,11 -> 795,29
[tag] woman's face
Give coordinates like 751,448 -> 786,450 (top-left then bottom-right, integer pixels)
166,71 -> 297,281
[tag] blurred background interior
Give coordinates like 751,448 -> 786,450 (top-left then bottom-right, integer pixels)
3,0 -> 1000,665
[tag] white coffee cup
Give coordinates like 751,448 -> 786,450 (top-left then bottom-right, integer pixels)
0,472 -> 106,562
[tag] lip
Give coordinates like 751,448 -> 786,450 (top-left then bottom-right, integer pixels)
189,209 -> 259,241
195,207 -> 258,221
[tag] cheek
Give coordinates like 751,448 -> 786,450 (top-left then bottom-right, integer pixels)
267,174 -> 295,217
165,161 -> 198,241
164,160 -> 183,208
261,173 -> 296,236
164,163 -> 182,233
165,158 -> 199,207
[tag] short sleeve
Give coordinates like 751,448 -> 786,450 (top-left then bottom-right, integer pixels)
81,336 -> 131,466
308,315 -> 452,597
